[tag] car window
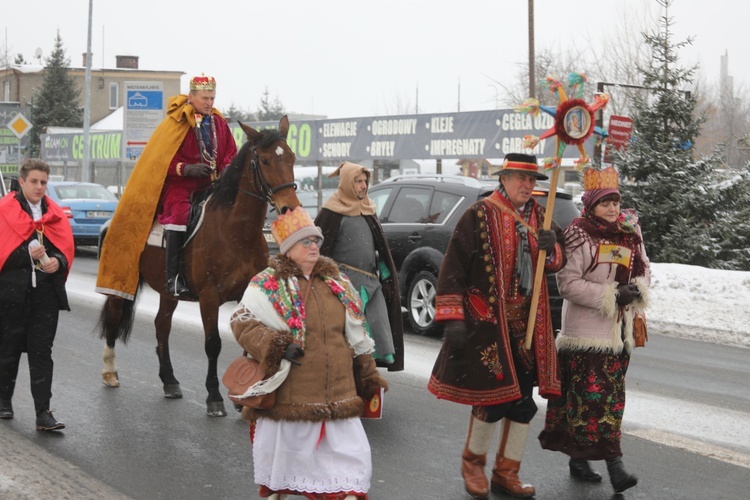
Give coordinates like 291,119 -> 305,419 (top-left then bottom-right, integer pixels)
369,187 -> 393,219
388,187 -> 430,223
53,185 -> 119,201
427,190 -> 462,224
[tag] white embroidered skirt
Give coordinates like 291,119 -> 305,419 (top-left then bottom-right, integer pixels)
253,417 -> 372,495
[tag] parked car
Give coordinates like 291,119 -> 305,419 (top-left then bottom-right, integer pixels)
368,174 -> 580,336
45,181 -> 119,247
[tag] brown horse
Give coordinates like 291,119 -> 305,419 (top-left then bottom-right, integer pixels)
98,116 -> 300,417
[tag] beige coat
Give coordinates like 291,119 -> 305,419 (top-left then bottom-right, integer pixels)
230,255 -> 387,422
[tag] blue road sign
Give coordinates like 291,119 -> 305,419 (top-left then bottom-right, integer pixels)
126,91 -> 163,110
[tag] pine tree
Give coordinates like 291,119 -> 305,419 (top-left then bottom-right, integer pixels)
29,31 -> 81,156
617,0 -> 724,266
256,87 -> 286,121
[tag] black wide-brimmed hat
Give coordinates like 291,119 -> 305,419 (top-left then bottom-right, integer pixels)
495,153 -> 548,180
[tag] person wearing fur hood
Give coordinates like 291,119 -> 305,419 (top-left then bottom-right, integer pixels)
230,206 -> 387,500
538,167 -> 650,494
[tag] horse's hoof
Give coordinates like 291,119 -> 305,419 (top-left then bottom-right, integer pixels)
102,372 -> 120,387
206,401 -> 227,417
163,384 -> 183,399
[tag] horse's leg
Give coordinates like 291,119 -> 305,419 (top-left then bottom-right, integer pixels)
99,296 -> 126,387
155,295 -> 182,398
199,299 -> 226,417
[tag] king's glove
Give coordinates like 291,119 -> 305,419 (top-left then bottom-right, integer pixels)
183,163 -> 213,178
616,283 -> 641,306
443,321 -> 467,350
537,229 -> 557,253
282,343 -> 305,366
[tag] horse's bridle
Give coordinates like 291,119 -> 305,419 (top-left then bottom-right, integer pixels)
238,145 -> 297,208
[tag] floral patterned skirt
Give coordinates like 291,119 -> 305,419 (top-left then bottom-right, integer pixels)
538,349 -> 630,460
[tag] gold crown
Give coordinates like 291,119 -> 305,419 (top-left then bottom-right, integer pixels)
583,166 -> 619,191
189,74 -> 216,91
271,206 -> 315,247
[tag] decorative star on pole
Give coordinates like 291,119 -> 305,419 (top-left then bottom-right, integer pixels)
514,72 -> 610,171
513,72 -> 610,351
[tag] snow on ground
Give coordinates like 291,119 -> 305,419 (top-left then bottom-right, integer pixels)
646,263 -> 750,348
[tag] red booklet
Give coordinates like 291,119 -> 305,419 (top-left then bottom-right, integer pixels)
361,387 -> 384,419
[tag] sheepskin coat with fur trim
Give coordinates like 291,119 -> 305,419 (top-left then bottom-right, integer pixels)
555,223 -> 650,355
230,254 -> 387,423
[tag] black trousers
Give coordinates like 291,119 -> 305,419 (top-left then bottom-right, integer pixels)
0,281 -> 60,415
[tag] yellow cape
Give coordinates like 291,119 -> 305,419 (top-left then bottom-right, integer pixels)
96,94 -> 213,299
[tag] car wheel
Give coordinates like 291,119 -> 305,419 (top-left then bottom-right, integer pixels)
406,270 -> 441,336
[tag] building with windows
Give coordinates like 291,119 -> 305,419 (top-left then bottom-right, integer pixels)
0,54 -> 183,125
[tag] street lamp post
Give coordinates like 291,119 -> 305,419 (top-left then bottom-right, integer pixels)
82,0 -> 93,182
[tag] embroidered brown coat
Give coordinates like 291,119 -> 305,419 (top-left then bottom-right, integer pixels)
428,190 -> 564,405
230,255 -> 387,422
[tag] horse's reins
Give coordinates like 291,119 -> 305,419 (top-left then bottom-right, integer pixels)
238,145 -> 297,206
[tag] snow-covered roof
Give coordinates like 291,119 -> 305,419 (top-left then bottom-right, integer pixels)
92,107 -> 123,130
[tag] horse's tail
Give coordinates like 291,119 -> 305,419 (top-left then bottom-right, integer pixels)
97,282 -> 142,345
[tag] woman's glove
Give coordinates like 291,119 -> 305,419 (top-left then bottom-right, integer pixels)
282,343 -> 305,366
537,229 -> 557,253
616,283 -> 641,306
183,163 -> 213,178
443,321 -> 467,349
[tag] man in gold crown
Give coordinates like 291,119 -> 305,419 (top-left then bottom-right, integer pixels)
97,74 -> 237,300
538,166 -> 649,494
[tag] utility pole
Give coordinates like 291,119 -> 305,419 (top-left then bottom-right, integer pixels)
82,0 -> 93,182
528,0 -> 535,98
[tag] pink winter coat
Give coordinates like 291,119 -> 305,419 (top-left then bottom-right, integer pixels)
555,222 -> 650,355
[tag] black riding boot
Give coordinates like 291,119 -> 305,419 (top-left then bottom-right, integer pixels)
606,457 -> 638,493
165,230 -> 190,298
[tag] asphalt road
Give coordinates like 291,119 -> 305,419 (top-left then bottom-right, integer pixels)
0,250 -> 748,499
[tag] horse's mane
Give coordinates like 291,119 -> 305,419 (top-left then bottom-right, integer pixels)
210,127 -> 286,207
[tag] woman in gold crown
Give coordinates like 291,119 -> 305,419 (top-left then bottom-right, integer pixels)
538,167 -> 650,494
230,206 -> 387,500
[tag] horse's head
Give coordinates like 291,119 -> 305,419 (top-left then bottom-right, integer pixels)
239,116 -> 301,215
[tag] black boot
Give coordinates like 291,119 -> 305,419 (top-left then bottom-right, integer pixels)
569,458 -> 602,482
36,410 -> 65,431
606,457 -> 638,493
0,399 -> 13,419
165,230 -> 190,298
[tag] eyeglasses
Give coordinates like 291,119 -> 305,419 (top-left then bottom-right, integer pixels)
299,237 -> 323,248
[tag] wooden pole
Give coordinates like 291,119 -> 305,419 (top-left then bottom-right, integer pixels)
524,168 -> 560,350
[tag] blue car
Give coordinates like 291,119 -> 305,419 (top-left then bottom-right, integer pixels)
45,182 -> 119,247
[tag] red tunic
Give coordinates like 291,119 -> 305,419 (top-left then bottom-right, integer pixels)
157,114 -> 237,228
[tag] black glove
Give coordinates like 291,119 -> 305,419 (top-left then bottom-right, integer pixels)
282,343 -> 305,366
616,284 -> 641,306
537,229 -> 557,253
443,321 -> 467,350
183,163 -> 213,178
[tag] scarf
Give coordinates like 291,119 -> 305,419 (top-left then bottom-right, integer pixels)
496,186 -> 534,296
322,161 -> 377,216
237,262 -> 374,355
566,208 -> 646,284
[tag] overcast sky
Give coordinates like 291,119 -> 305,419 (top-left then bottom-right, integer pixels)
4,0 -> 748,119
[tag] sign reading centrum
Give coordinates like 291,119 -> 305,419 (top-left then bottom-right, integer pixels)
123,81 -> 164,161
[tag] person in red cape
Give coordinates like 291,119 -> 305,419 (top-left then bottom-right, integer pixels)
96,74 -> 237,300
427,153 -> 565,499
0,159 -> 74,431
